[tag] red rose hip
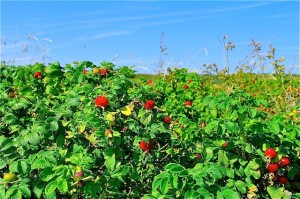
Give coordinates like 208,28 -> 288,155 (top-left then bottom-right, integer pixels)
265,148 -> 277,159
222,142 -> 228,147
267,163 -> 279,173
144,100 -> 155,110
34,71 -> 42,78
95,96 -> 109,107
184,101 -> 192,107
164,116 -> 171,124
139,140 -> 154,151
279,157 -> 290,167
100,69 -> 107,76
278,176 -> 288,184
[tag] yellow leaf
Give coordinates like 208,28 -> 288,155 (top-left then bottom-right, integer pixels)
79,125 -> 86,133
121,105 -> 132,116
84,133 -> 98,146
105,112 -> 116,122
65,131 -> 74,139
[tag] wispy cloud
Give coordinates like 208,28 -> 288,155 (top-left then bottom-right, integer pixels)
78,31 -> 133,41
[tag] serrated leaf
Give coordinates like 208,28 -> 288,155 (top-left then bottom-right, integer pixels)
19,185 -> 31,198
164,163 -> 186,174
205,147 -> 214,161
57,179 -> 68,194
248,108 -> 257,118
0,160 -> 6,169
45,181 -> 57,196
19,161 -> 28,174
222,189 -> 241,199
5,187 -> 17,199
31,125 -> 46,135
235,180 -> 246,194
32,158 -> 51,170
185,189 -> 198,198
0,188 -> 5,199
218,150 -> 229,166
152,176 -> 162,191
268,121 -> 280,134
238,106 -> 248,114
11,189 -> 22,199
105,154 -> 116,171
205,121 -> 219,133
39,167 -> 54,182
197,188 -> 213,198
160,177 -> 169,195
267,186 -> 286,199
33,181 -> 44,199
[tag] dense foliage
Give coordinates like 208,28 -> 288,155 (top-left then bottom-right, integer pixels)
0,61 -> 299,199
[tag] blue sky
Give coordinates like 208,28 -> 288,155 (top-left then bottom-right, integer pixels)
1,0 -> 299,74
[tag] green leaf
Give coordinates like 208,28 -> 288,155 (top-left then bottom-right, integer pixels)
268,121 -> 280,134
19,160 -> 28,174
0,141 -> 13,152
235,180 -> 246,194
197,188 -> 213,198
140,113 -> 152,125
152,176 -> 162,191
0,159 -> 6,170
205,121 -> 219,133
222,189 -> 241,199
31,125 -> 47,135
218,150 -> 229,166
32,158 -> 51,170
238,106 -> 247,114
105,154 -> 116,171
11,190 -> 22,199
0,188 -> 5,199
185,189 -> 198,198
33,181 -> 44,199
267,186 -> 286,199
19,185 -> 31,198
67,98 -> 80,107
2,113 -> 17,125
5,187 -> 17,199
225,122 -> 238,133
39,167 -> 54,182
205,147 -> 214,161
29,133 -> 40,146
57,179 -> 68,194
160,177 -> 169,195
45,181 -> 57,196
164,163 -> 186,174
49,121 -> 59,132
111,166 -> 130,178
248,108 -> 257,118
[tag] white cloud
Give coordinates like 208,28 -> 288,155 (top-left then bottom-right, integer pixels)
78,31 -> 133,41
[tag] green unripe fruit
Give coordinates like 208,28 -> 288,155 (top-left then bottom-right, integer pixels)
3,173 -> 17,182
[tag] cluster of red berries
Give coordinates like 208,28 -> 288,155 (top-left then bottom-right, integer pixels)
265,148 -> 290,184
139,140 -> 154,151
